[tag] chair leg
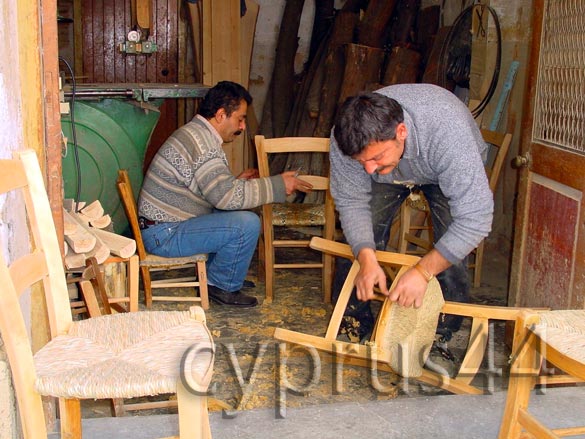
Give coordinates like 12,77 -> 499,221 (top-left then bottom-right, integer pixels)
197,260 -> 209,310
262,220 -> 275,303
322,253 -> 333,304
498,319 -> 539,439
473,240 -> 485,288
127,255 -> 139,312
141,266 -> 153,308
398,203 -> 412,254
177,379 -> 211,439
59,398 -> 82,439
111,398 -> 126,417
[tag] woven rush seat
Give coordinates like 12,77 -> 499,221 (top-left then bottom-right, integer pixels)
0,151 -> 214,437
142,252 -> 208,267
271,202 -> 326,227
34,309 -> 214,399
380,277 -> 445,377
531,310 -> 585,364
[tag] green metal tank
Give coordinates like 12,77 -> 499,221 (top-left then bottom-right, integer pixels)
61,98 -> 162,234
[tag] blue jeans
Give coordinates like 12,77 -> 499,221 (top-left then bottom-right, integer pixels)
141,210 -> 261,293
334,181 -> 470,339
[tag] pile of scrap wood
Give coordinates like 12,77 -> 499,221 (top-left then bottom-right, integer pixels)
63,199 -> 136,269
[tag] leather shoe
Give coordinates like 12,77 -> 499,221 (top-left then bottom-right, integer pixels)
242,279 -> 256,289
208,285 -> 258,307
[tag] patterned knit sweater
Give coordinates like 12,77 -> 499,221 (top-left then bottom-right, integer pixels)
138,115 -> 286,222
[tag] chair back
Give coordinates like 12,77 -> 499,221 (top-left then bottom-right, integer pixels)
254,135 -> 335,302
479,129 -> 512,192
117,169 -> 148,261
0,150 -> 73,436
255,135 -> 331,190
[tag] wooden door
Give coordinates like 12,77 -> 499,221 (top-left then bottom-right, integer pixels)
509,0 -> 585,310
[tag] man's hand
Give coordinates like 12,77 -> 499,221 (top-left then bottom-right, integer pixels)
389,249 -> 451,308
355,248 -> 389,301
237,168 -> 259,179
281,170 -> 313,195
388,268 -> 429,308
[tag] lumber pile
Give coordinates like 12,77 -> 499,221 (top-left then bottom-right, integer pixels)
63,199 -> 136,269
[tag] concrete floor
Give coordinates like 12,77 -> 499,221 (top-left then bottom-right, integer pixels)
49,387 -> 585,438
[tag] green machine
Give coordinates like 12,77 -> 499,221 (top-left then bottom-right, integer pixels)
61,83 -> 208,234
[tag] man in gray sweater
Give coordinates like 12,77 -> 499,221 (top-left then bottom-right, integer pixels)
138,81 -> 312,307
330,83 -> 493,344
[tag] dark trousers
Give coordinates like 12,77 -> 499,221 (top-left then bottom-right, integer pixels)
333,181 -> 470,340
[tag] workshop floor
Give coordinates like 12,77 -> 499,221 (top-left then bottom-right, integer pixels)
81,234 -> 512,419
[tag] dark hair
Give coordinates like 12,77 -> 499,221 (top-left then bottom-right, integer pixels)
199,81 -> 252,118
333,92 -> 404,156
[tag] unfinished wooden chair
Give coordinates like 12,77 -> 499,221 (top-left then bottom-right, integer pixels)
255,135 -> 335,303
498,309 -> 585,438
395,129 -> 512,287
68,255 -> 139,317
0,150 -> 214,438
117,169 -> 209,309
275,237 -> 523,394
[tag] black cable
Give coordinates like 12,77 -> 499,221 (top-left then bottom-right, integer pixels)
58,57 -> 82,213
437,5 -> 502,118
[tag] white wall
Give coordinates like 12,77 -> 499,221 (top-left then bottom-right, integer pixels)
0,0 -> 28,436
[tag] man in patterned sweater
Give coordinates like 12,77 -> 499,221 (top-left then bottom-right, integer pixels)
138,81 -> 311,307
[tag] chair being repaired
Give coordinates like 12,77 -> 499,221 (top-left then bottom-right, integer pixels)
275,237 -> 524,394
0,150 -> 214,438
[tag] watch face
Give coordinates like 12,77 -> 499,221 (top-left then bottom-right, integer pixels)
127,30 -> 141,42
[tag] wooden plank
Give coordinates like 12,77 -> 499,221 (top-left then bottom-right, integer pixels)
63,210 -> 96,253
240,0 -> 259,87
91,228 -> 136,258
135,0 -> 151,30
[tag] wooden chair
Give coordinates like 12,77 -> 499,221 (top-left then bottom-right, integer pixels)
117,169 -> 209,309
255,135 -> 335,303
395,129 -> 512,287
68,255 -> 139,317
0,150 -> 214,438
498,309 -> 585,438
275,237 -> 524,394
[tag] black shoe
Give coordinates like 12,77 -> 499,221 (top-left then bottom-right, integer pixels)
242,279 -> 256,289
208,285 -> 258,307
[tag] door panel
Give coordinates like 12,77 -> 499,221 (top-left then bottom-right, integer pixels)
520,174 -> 581,308
509,0 -> 585,310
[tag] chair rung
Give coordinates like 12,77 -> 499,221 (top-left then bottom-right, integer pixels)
107,297 -> 130,304
124,399 -> 178,411
151,280 -> 199,288
274,263 -> 323,269
151,296 -> 202,302
273,240 -> 311,247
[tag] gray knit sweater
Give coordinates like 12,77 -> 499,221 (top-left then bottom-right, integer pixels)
138,115 -> 286,222
330,83 -> 493,264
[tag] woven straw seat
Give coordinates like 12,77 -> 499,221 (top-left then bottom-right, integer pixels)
499,309 -> 585,438
34,310 -> 214,399
380,277 -> 444,377
532,310 -> 585,364
0,150 -> 214,438
271,202 -> 326,227
142,252 -> 208,267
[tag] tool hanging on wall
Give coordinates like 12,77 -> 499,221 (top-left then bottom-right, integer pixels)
119,0 -> 158,54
